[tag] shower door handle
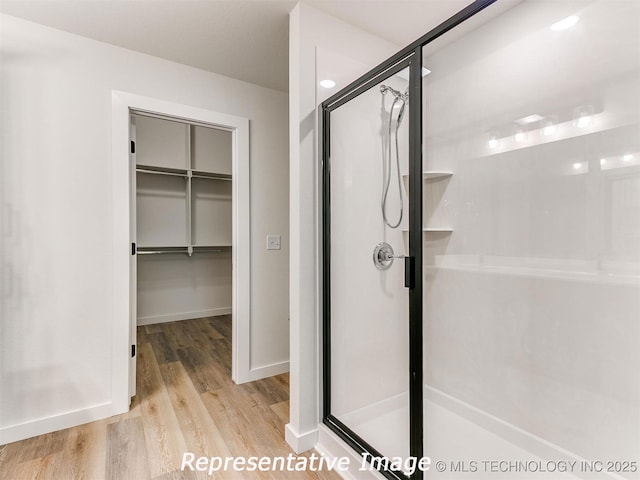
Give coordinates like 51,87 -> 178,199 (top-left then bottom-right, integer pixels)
404,256 -> 415,289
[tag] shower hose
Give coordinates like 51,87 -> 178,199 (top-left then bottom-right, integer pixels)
381,89 -> 406,229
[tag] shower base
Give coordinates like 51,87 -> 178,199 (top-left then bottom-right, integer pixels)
335,387 -> 631,480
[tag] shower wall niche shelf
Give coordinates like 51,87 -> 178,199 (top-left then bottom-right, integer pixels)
402,228 -> 453,234
400,171 -> 455,236
423,171 -> 453,179
402,171 -> 453,180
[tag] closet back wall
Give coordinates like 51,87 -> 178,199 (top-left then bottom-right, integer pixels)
0,14 -> 289,444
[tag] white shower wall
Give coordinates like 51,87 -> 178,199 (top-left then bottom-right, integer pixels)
422,0 -> 640,468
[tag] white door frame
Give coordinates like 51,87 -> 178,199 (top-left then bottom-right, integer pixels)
111,91 -> 251,412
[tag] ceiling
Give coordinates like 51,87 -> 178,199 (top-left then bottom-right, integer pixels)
0,0 -> 506,92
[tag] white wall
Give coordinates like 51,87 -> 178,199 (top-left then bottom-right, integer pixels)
287,2 -> 401,453
0,13 -> 289,444
136,253 -> 232,325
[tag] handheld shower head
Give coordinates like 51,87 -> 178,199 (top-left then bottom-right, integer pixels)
379,84 -> 408,230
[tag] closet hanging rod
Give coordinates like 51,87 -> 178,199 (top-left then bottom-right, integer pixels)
137,250 -> 189,255
137,248 -> 228,255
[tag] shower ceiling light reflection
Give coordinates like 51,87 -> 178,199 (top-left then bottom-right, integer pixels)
485,103 -> 603,152
550,15 -> 580,31
599,151 -> 640,170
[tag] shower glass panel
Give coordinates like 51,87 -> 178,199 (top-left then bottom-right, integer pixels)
422,0 -> 640,475
326,65 -> 411,465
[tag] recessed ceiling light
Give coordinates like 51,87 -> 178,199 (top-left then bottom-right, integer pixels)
551,15 -> 579,31
623,154 -> 633,162
573,162 -> 582,170
319,79 -> 336,89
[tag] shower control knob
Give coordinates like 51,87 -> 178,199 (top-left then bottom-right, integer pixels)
373,242 -> 403,270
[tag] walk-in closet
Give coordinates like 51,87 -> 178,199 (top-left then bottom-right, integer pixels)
132,113 -> 232,326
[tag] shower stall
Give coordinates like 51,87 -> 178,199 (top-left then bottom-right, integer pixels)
321,1 -> 640,479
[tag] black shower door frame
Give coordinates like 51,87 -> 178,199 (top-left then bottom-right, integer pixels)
321,2 -> 497,480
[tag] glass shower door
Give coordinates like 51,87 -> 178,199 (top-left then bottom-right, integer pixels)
323,63 -> 413,474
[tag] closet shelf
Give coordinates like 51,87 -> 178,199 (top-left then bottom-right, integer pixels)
137,164 -> 187,177
136,164 -> 232,181
192,170 -> 232,181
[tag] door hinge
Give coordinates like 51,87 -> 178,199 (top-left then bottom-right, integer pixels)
131,242 -> 136,255
130,140 -> 136,154
131,344 -> 136,357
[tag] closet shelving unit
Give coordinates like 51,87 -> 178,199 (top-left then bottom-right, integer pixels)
133,112 -> 233,326
134,113 -> 232,257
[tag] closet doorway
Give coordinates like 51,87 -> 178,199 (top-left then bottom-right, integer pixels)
112,92 -> 251,410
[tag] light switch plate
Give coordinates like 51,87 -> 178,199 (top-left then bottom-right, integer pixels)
266,235 -> 281,250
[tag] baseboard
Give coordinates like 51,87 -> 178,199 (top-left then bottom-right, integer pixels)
285,423 -> 319,454
137,307 -> 232,326
0,401 -> 118,445
248,360 -> 289,382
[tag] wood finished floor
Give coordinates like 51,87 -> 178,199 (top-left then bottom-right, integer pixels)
0,316 -> 340,480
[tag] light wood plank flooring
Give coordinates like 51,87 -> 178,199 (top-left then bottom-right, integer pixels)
0,316 -> 340,480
